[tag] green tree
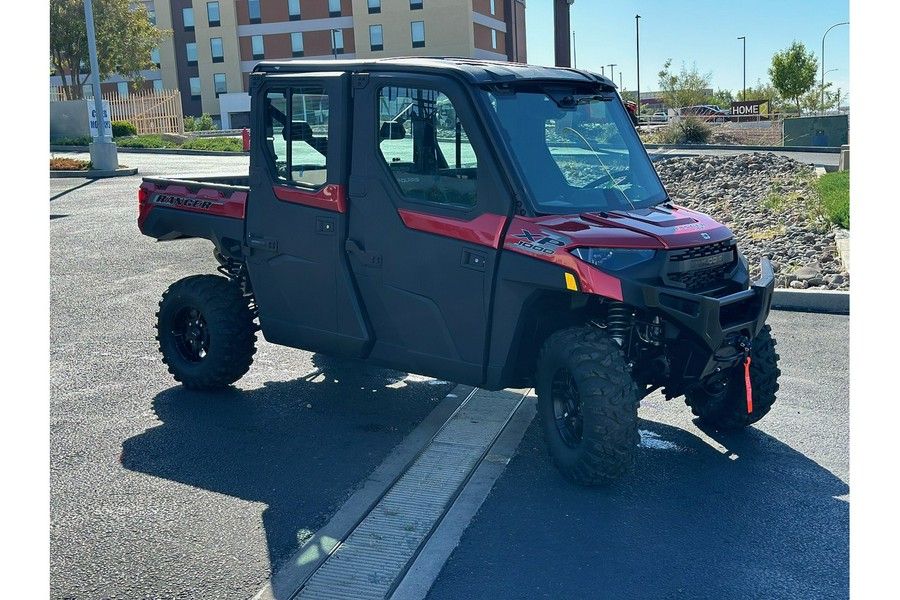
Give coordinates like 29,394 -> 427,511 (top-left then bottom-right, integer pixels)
743,80 -> 785,111
707,89 -> 735,110
50,0 -> 168,100
657,59 -> 712,109
769,41 -> 818,115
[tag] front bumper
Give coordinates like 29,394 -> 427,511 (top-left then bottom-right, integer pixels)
621,257 -> 776,383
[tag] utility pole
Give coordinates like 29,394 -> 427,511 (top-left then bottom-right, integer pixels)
737,36 -> 746,101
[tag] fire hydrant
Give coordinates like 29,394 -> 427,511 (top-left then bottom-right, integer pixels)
241,127 -> 251,152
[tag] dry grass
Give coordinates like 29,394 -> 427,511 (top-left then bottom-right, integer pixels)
50,157 -> 91,171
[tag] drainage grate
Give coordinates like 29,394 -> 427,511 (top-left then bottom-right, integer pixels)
292,389 -> 525,600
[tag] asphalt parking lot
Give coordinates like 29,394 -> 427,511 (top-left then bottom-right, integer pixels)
47,151 -> 850,599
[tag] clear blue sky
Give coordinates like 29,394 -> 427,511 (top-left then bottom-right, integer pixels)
524,0 -> 850,105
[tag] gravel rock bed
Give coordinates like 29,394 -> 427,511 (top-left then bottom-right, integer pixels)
655,152 -> 849,291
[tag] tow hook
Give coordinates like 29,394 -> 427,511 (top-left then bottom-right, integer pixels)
735,336 -> 753,414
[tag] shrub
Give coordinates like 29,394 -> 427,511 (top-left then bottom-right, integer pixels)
654,116 -> 712,144
180,137 -> 243,152
114,135 -> 179,149
52,136 -> 93,146
111,120 -> 137,138
184,113 -> 217,132
818,171 -> 849,229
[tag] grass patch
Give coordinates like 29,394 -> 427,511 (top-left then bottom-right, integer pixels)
53,136 -> 93,146
50,158 -> 91,171
818,171 -> 849,229
181,137 -> 244,152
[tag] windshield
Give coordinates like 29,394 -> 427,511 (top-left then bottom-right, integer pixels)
484,86 -> 667,213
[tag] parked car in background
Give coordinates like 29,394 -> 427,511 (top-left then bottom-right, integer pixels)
680,105 -> 729,122
650,111 -> 668,123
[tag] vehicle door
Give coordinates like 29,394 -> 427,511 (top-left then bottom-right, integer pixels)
346,74 -> 511,384
244,72 -> 371,358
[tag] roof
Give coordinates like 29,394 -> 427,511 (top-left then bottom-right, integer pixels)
251,56 -> 615,88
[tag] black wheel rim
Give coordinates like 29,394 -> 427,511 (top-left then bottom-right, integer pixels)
171,306 -> 209,363
551,369 -> 583,448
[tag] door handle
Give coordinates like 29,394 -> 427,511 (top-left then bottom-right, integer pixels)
346,239 -> 382,268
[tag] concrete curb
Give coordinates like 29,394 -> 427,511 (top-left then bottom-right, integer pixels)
51,145 -> 247,157
772,289 -> 849,314
50,167 -> 138,178
643,143 -> 842,153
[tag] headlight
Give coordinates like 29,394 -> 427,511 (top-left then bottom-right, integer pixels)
571,247 -> 656,271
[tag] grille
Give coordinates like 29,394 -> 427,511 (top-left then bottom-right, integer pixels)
667,240 -> 736,292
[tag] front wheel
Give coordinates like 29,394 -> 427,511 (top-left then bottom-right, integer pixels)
685,324 -> 780,429
156,274 -> 257,390
536,327 -> 639,485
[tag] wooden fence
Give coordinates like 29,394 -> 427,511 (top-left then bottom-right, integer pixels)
103,89 -> 184,135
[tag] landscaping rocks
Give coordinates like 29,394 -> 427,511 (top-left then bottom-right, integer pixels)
655,152 -> 849,291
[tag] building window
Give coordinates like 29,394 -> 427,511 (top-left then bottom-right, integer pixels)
491,29 -> 497,49
288,0 -> 301,20
189,77 -> 201,99
207,2 -> 220,27
214,73 -> 227,97
252,35 -> 265,59
490,0 -> 496,15
410,0 -> 423,10
328,0 -> 341,17
211,37 -> 224,63
186,42 -> 198,66
291,32 -> 304,57
331,29 -> 344,54
150,48 -> 160,67
248,0 -> 261,24
147,5 -> 156,25
183,7 -> 194,31
153,79 -> 164,93
117,81 -> 129,97
411,21 -> 425,48
368,0 -> 381,14
369,24 -> 383,51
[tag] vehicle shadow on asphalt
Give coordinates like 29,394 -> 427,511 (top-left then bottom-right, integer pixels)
120,353 -> 455,592
427,416 -> 849,600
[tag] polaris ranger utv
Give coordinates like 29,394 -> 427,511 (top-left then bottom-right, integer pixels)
139,58 -> 779,485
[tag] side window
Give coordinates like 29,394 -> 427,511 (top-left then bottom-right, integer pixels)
264,87 -> 329,188
377,86 -> 478,209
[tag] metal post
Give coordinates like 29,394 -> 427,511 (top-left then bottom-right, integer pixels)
822,22 -> 848,115
608,64 -> 617,81
84,0 -> 117,170
737,36 -> 746,101
635,15 -> 641,121
572,30 -> 576,68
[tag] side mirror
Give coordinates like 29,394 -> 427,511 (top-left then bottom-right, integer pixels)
379,121 -> 406,140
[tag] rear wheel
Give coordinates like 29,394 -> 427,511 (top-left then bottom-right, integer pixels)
536,327 -> 639,485
156,275 -> 257,390
685,325 -> 780,429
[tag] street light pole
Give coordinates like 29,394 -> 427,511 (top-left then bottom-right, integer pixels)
737,36 -> 746,101
572,30 -> 576,68
821,21 -> 848,114
84,0 -> 117,171
635,15 -> 641,120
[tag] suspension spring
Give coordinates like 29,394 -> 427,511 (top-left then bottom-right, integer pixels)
606,302 -> 632,346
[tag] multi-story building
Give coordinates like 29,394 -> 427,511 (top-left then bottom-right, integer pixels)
50,1 -> 527,129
